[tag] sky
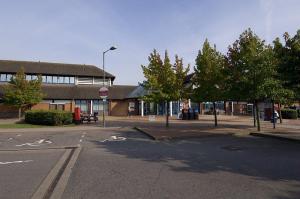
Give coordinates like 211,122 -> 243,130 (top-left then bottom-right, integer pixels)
0,0 -> 299,85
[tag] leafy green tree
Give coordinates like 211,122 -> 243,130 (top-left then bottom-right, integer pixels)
226,28 -> 281,131
142,49 -> 189,127
273,30 -> 300,100
3,67 -> 44,119
193,39 -> 226,126
258,78 -> 294,125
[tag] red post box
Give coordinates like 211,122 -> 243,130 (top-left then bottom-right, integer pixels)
74,107 -> 81,124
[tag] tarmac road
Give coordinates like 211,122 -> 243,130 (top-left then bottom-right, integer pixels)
63,128 -> 300,199
0,127 -> 300,199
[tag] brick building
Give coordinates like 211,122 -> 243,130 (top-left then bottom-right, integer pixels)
0,60 -> 137,118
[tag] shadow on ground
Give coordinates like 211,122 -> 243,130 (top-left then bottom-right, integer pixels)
89,132 -> 300,199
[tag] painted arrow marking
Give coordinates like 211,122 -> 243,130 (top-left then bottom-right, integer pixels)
16,139 -> 52,147
0,160 -> 33,165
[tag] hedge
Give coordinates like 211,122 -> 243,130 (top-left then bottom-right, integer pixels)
25,110 -> 73,125
280,109 -> 298,119
298,109 -> 300,118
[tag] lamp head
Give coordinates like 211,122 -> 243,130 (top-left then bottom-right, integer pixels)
110,46 -> 117,51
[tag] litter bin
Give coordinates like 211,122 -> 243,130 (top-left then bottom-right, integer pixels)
270,117 -> 278,123
187,108 -> 191,120
194,111 -> 199,120
182,109 -> 188,120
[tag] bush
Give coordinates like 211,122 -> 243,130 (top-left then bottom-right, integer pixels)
280,109 -> 298,119
298,109 -> 300,118
25,110 -> 73,125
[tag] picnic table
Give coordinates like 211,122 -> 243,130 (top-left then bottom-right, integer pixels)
80,113 -> 99,123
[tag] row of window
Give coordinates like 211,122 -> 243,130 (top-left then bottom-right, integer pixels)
77,77 -> 110,85
0,74 -> 13,82
49,104 -> 65,111
0,73 -> 76,84
75,100 -> 108,113
41,75 -> 75,84
1,73 -> 111,85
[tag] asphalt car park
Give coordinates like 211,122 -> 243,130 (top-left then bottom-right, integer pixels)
0,149 -> 65,199
0,127 -> 300,199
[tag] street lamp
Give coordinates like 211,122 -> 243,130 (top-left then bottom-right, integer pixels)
102,46 -> 117,128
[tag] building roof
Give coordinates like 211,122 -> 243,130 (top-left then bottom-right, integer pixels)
184,73 -> 194,84
108,85 -> 138,100
43,85 -> 138,100
126,85 -> 148,99
0,60 -> 115,80
0,84 -> 137,100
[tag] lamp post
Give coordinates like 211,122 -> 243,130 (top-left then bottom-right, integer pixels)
102,46 -> 117,128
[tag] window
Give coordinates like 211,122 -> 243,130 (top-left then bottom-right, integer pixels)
0,74 -> 6,81
0,74 -> 14,82
42,76 -> 47,83
49,104 -> 56,110
92,100 -> 103,113
58,76 -> 64,84
94,78 -> 110,85
52,76 -> 58,83
57,104 -> 65,111
31,75 -> 37,80
77,77 -> 93,85
49,104 -> 65,111
70,77 -> 75,84
46,76 -> 52,83
26,75 -> 32,81
6,74 -> 12,81
64,76 -> 70,84
75,100 -> 89,113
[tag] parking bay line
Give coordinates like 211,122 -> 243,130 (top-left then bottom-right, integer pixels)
0,160 -> 33,165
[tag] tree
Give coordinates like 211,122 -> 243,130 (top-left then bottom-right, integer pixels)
257,78 -> 294,126
273,30 -> 300,100
226,28 -> 280,131
141,49 -> 189,127
193,39 -> 226,127
3,67 -> 44,119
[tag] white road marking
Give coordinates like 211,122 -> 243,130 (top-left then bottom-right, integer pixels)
0,160 -> 33,165
101,136 -> 127,142
7,138 -> 13,141
16,139 -> 52,147
79,139 -> 83,143
81,135 -> 85,138
17,134 -> 21,137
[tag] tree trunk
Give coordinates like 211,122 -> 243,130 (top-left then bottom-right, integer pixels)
18,107 -> 22,121
278,103 -> 282,124
255,101 -> 261,131
213,102 -> 218,127
166,101 -> 169,128
272,101 -> 276,129
253,102 -> 256,127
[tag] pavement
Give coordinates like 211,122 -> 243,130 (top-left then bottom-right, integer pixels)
112,115 -> 300,142
1,115 -> 299,142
